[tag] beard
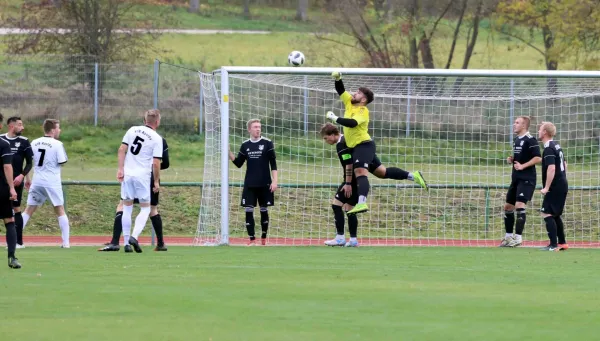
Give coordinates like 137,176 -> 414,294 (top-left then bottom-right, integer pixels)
350,98 -> 360,104
15,130 -> 22,136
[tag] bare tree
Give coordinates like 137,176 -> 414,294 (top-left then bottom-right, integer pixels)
296,0 -> 309,21
189,0 -> 200,13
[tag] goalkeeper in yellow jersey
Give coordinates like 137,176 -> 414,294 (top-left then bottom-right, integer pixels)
326,71 -> 429,214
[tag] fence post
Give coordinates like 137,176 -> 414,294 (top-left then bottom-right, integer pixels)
509,79 -> 515,146
153,59 -> 159,109
406,76 -> 412,137
199,75 -> 204,134
484,187 -> 490,237
94,63 -> 99,126
303,75 -> 308,136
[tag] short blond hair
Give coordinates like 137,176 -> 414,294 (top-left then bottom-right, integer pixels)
144,109 -> 161,124
247,119 -> 260,130
540,121 -> 557,138
518,116 -> 532,129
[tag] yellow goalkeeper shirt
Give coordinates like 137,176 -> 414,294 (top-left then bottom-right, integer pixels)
340,91 -> 371,148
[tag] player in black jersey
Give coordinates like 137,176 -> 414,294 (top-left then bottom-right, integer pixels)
0,113 -> 20,268
99,136 -> 170,252
500,116 -> 542,248
0,117 -> 33,249
229,119 -> 278,246
538,122 -> 569,251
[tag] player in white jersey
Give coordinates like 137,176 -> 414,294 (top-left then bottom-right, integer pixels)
117,109 -> 163,253
21,119 -> 71,248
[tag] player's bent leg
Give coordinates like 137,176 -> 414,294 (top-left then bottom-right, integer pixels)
348,168 -> 369,215
13,206 -> 25,248
325,201 -> 346,246
541,213 -> 559,251
129,202 -> 151,254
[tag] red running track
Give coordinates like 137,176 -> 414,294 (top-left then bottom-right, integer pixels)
2,236 -> 599,248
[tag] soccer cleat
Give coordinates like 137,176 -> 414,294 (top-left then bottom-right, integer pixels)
540,245 -> 559,252
154,244 -> 168,252
260,238 -> 266,246
558,243 -> 569,251
98,244 -> 120,252
8,257 -> 21,269
413,171 -> 429,191
344,240 -> 359,247
498,236 -> 513,247
347,203 -> 368,215
247,239 -> 256,246
16,244 -> 25,249
324,238 -> 346,246
124,245 -> 133,253
128,237 -> 143,253
507,236 -> 522,247
61,245 -> 70,249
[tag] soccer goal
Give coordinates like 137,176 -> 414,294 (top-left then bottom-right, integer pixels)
195,67 -> 600,247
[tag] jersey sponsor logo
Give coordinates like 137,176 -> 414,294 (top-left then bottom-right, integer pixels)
15,142 -> 20,148
520,140 -> 524,146
246,148 -> 250,151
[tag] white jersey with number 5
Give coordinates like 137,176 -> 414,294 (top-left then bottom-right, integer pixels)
122,125 -> 163,178
31,136 -> 68,188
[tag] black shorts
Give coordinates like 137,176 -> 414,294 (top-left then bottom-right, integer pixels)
0,185 -> 14,219
352,140 -> 378,170
241,186 -> 274,208
12,183 -> 24,207
334,182 -> 358,206
133,190 -> 159,206
541,186 -> 568,216
506,179 -> 535,205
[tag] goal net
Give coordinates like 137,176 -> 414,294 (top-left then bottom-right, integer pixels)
196,68 -> 600,247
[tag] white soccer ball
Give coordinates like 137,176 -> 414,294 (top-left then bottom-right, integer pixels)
288,51 -> 305,67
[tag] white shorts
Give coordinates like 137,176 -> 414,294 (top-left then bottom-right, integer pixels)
121,176 -> 151,203
27,185 -> 65,207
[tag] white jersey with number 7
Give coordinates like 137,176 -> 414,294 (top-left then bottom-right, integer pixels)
31,136 -> 68,188
122,125 -> 163,178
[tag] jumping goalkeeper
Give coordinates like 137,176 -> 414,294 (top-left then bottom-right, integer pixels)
326,71 -> 429,214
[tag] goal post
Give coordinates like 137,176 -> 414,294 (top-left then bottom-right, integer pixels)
195,66 -> 600,247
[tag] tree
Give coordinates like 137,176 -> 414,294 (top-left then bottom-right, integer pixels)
189,0 -> 200,13
296,0 -> 309,21
495,0 -> 600,71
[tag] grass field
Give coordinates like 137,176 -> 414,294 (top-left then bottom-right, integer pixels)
2,247 -> 600,341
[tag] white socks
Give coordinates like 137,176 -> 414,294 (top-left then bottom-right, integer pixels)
132,206 -> 151,239
22,212 -> 30,229
122,204 -> 133,245
58,215 -> 70,247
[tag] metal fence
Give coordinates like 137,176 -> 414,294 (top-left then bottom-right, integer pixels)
0,55 -> 202,133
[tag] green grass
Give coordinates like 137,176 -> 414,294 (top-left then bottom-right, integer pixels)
2,247 -> 600,341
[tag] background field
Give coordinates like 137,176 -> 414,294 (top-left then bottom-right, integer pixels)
2,247 -> 600,341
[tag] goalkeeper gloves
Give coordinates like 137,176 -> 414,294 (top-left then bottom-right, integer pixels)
326,111 -> 338,122
331,71 -> 342,81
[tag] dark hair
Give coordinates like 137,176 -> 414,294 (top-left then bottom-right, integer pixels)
7,116 -> 21,125
359,87 -> 374,104
320,123 -> 340,136
43,119 -> 60,133
0,112 -> 3,124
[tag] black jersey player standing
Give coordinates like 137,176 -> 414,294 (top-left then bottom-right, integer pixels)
500,116 -> 542,248
538,122 -> 569,251
229,119 -> 278,246
0,116 -> 33,249
0,113 -> 20,268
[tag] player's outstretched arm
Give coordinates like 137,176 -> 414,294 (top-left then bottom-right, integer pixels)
326,111 -> 359,128
332,71 -> 345,96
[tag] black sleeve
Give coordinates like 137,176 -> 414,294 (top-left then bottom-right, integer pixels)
529,138 -> 541,158
160,138 -> 170,170
336,117 -> 358,128
268,141 -> 277,171
22,152 -> 33,176
1,142 -> 12,166
232,144 -> 247,168
335,79 -> 345,96
543,147 -> 556,164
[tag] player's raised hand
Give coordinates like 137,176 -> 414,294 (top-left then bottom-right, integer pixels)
331,71 -> 342,81
117,169 -> 124,182
326,111 -> 338,123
